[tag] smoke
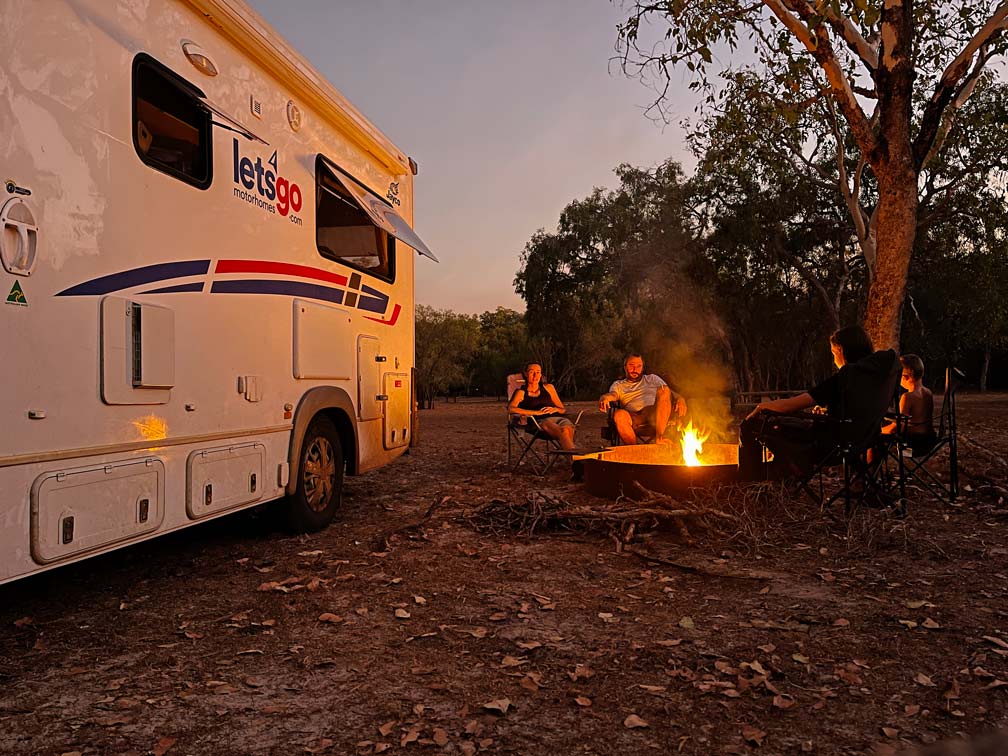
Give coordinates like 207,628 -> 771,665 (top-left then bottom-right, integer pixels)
633,273 -> 738,443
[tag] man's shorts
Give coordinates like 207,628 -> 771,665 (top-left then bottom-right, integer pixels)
627,404 -> 658,430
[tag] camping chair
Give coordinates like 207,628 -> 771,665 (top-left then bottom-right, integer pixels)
507,411 -> 585,475
898,367 -> 963,503
795,352 -> 905,515
506,375 -> 584,475
507,412 -> 558,475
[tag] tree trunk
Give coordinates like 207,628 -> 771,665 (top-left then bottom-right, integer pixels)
864,166 -> 918,350
980,343 -> 991,392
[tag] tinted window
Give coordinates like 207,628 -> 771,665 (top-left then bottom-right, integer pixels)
133,55 -> 212,189
315,158 -> 395,282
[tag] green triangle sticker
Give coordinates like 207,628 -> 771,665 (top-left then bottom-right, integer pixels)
6,280 -> 27,306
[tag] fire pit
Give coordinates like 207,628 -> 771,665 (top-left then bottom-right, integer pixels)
578,441 -> 739,500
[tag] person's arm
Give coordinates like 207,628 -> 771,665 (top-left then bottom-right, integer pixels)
599,383 -> 620,412
543,384 -> 565,413
882,392 -> 909,434
508,389 -> 530,416
746,392 -> 816,420
665,380 -> 687,417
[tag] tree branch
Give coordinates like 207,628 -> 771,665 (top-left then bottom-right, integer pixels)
765,0 -> 876,155
770,228 -> 838,326
921,44 -> 997,169
914,3 -> 1008,169
818,2 -> 879,71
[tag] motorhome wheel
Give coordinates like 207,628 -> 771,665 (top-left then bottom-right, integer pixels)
289,416 -> 343,532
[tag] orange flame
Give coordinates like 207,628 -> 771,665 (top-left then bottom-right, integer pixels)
681,420 -> 710,467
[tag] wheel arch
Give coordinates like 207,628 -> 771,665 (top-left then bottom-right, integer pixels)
287,386 -> 359,496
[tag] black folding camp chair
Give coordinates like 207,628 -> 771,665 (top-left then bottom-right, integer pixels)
898,367 -> 963,503
794,352 -> 905,515
507,411 -> 585,475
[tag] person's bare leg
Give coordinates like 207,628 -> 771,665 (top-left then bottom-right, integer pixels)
653,386 -> 672,443
612,409 -> 637,445
540,420 -> 574,451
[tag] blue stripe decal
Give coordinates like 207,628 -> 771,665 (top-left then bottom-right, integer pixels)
141,282 -> 205,294
358,284 -> 389,313
357,295 -> 387,313
57,260 -> 211,296
211,279 -> 346,305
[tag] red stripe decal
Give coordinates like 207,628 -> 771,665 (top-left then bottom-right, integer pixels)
364,303 -> 401,326
216,259 -> 348,286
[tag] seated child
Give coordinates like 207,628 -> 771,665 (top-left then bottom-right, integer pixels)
888,354 -> 936,456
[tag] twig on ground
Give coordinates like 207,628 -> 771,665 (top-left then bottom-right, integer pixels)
627,546 -> 776,581
372,495 -> 451,551
464,487 -> 738,542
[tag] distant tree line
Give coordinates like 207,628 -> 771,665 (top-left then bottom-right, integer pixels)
414,305 -> 536,407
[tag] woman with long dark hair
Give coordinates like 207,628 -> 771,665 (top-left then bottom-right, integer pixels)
508,362 -> 576,450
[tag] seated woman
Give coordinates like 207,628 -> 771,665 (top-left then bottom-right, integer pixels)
508,362 -> 576,451
738,325 -> 898,480
884,354 -> 936,456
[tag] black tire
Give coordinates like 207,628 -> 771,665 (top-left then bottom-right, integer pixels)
288,416 -> 343,533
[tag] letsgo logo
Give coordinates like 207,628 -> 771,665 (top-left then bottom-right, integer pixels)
232,138 -> 304,225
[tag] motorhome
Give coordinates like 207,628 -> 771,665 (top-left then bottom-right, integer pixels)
0,0 -> 437,584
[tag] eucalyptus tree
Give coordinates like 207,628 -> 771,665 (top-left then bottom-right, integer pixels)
617,1 -> 1008,348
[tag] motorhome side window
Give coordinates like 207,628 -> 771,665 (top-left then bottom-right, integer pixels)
132,55 -> 212,189
315,159 -> 395,282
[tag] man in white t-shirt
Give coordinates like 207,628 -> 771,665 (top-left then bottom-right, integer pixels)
598,354 -> 687,444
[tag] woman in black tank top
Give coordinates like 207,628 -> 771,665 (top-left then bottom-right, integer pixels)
507,362 -> 576,450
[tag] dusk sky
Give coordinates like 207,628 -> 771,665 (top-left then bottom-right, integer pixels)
246,0 -> 696,314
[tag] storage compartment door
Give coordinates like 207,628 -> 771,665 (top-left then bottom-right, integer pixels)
292,298 -> 353,379
383,372 -> 410,449
186,443 -> 266,519
357,335 -> 383,421
30,458 -> 166,565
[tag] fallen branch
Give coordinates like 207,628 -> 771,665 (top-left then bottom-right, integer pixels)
465,489 -> 737,541
628,547 -> 777,581
372,495 -> 451,551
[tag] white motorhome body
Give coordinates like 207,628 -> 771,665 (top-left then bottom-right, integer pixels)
0,0 -> 436,584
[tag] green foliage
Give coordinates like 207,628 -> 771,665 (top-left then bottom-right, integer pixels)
414,305 -> 539,404
471,307 -> 531,397
414,305 -> 480,407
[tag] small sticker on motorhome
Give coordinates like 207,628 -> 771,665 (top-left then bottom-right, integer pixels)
6,280 -> 27,306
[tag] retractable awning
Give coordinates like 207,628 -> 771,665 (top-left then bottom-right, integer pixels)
319,156 -> 439,262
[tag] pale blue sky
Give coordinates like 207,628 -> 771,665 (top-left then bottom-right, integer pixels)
246,0 -> 695,314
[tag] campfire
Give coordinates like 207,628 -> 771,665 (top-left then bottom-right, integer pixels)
578,418 -> 739,500
680,420 -> 709,466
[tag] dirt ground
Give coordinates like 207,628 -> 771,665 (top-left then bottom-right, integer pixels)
1,397 -> 1007,756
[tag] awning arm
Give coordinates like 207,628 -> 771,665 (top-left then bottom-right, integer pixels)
198,96 -> 269,145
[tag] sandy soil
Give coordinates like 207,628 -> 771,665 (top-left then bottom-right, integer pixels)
1,397 -> 1006,755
